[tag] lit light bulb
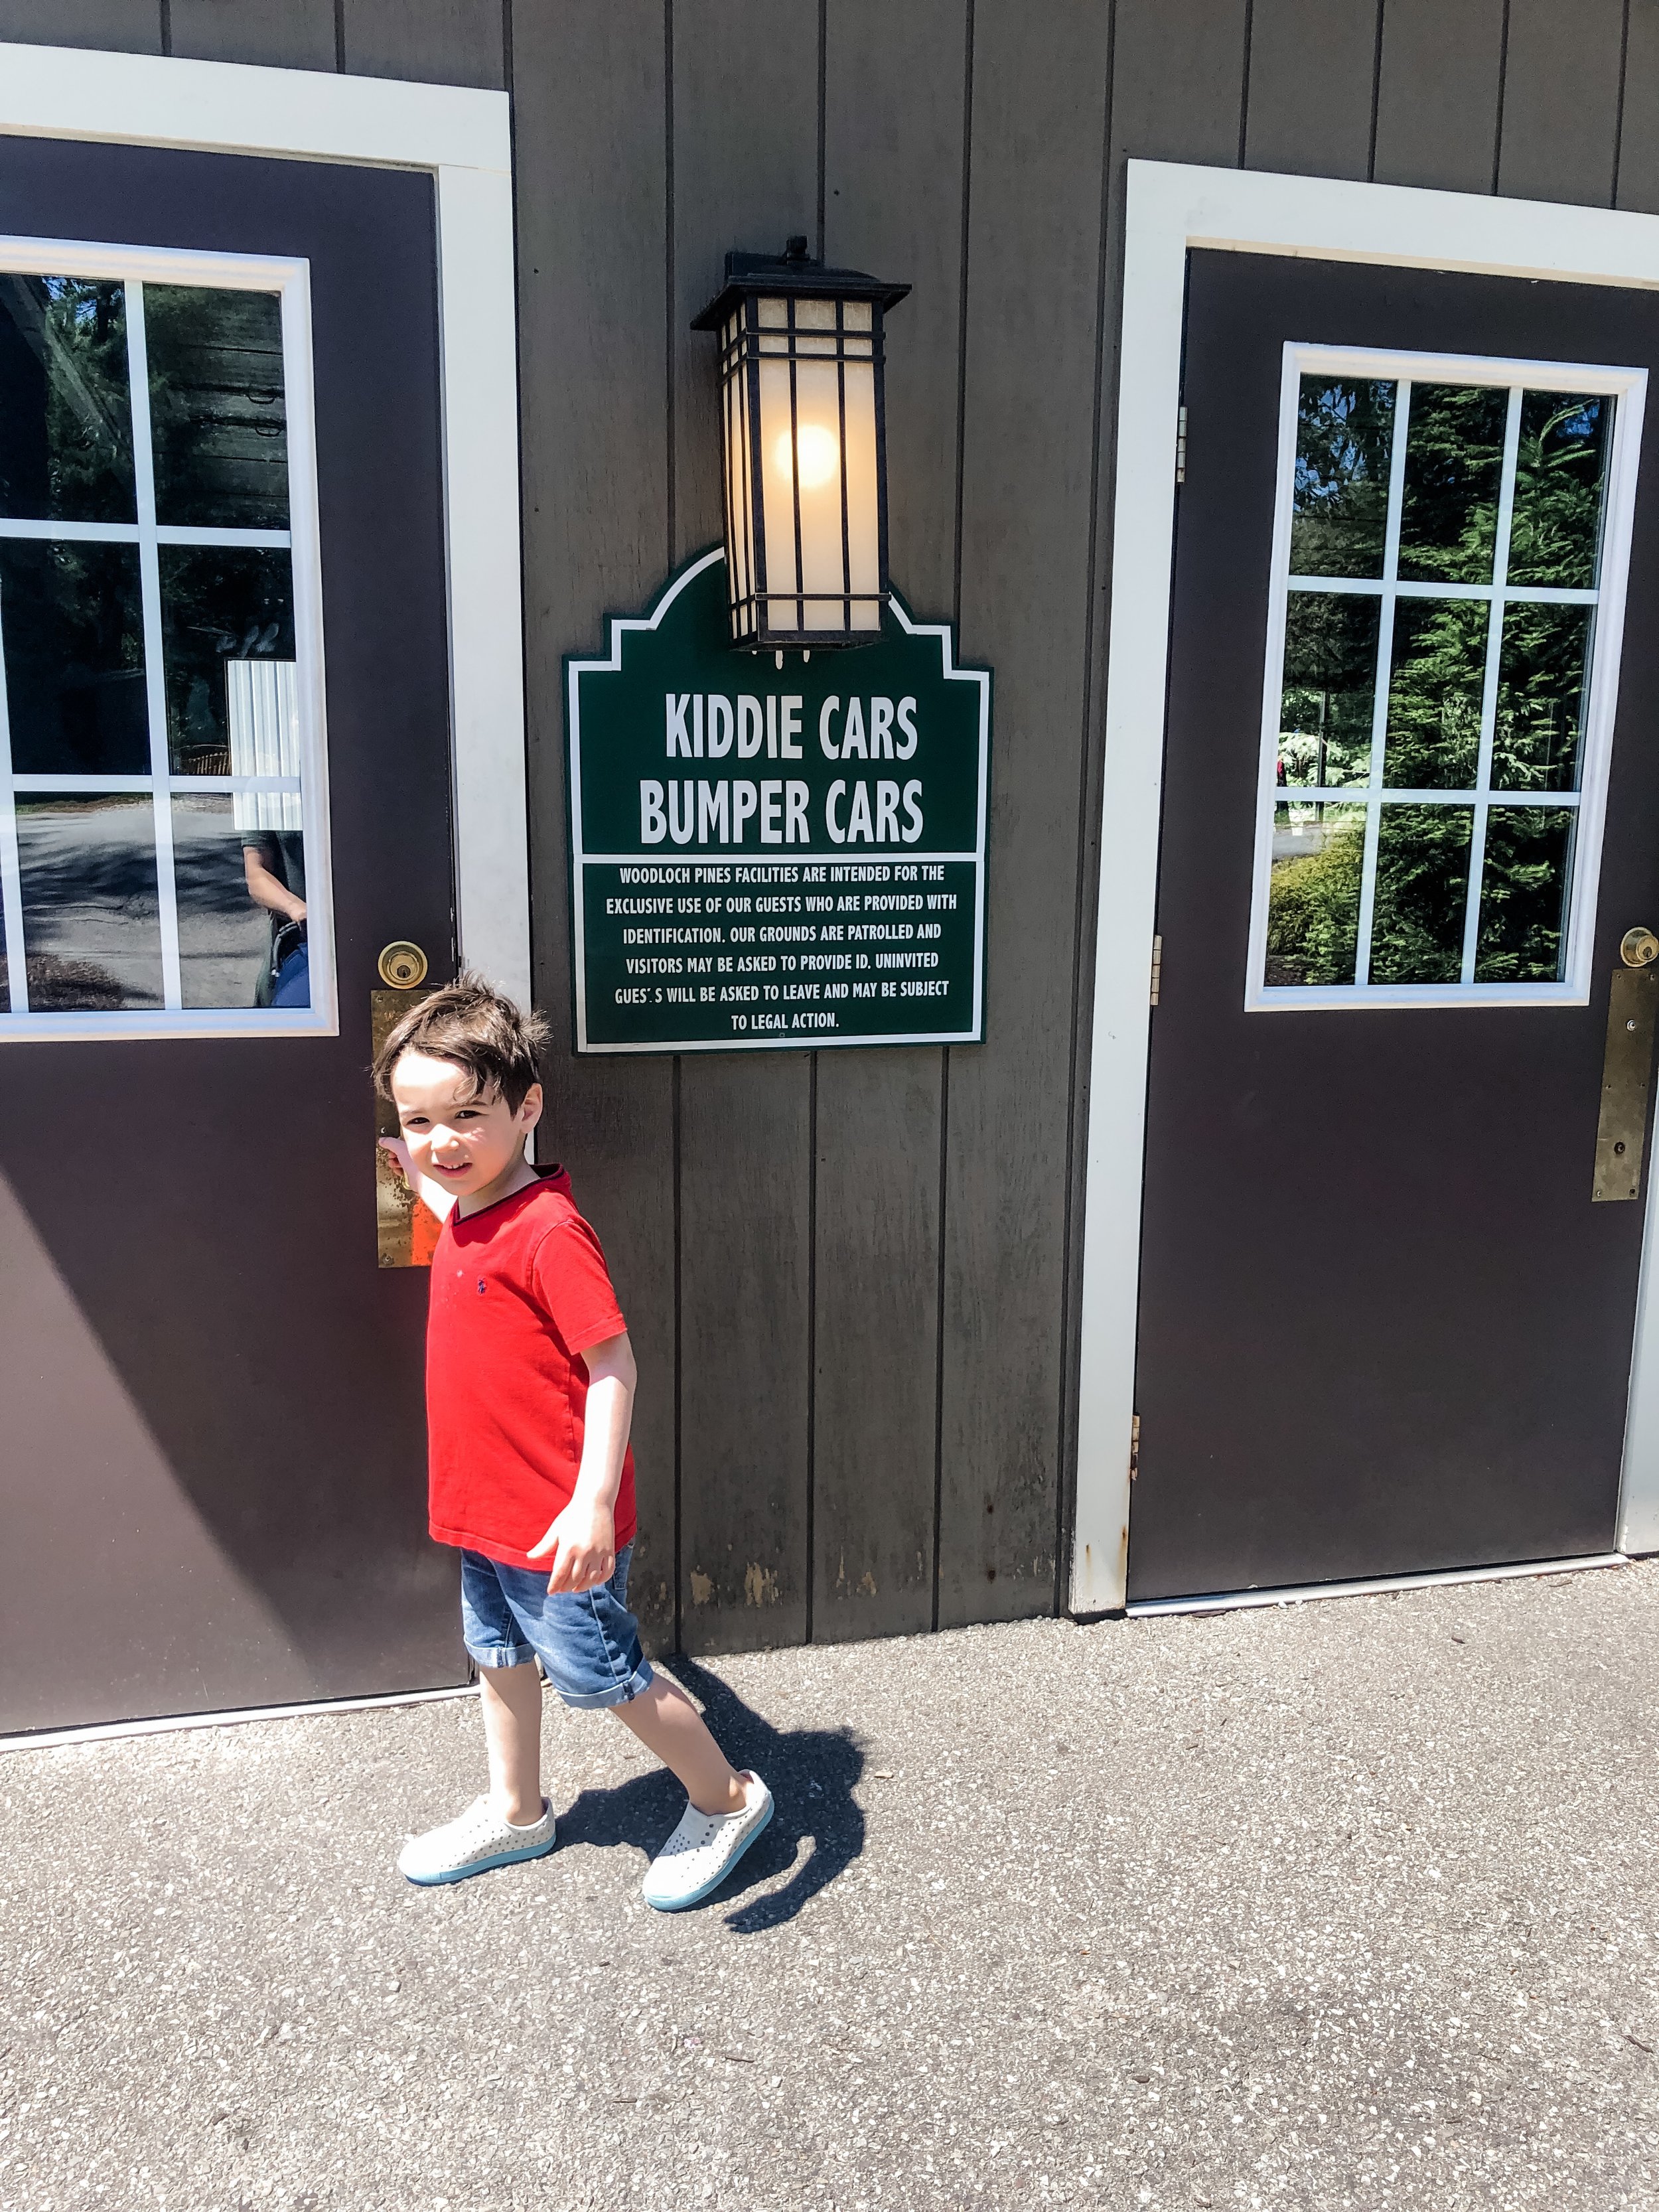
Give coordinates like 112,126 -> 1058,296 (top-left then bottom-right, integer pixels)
774,422 -> 839,490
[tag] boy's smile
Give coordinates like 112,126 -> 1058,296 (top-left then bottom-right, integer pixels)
389,1049 -> 543,1217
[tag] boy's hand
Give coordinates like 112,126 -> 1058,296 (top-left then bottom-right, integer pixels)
378,1136 -> 415,1186
528,1497 -> 616,1594
378,1136 -> 457,1222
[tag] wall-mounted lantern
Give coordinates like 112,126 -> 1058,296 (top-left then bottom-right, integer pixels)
693,237 -> 909,653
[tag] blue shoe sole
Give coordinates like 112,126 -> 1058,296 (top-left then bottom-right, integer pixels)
401,1832 -> 557,1887
644,1797 -> 774,1913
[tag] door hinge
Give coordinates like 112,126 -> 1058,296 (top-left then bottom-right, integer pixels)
1149,933 -> 1163,1006
1175,405 -> 1187,484
1129,1412 -> 1141,1481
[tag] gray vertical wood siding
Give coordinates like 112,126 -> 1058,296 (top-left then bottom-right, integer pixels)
0,0 -> 1644,1649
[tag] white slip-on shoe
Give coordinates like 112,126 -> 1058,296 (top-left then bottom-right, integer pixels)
397,1796 -> 557,1887
641,1771 -> 773,1912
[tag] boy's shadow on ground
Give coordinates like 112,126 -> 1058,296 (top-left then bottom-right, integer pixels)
552,1655 -> 865,1931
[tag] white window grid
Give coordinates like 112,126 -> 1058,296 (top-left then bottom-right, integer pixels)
0,234 -> 334,1041
1244,342 -> 1648,1012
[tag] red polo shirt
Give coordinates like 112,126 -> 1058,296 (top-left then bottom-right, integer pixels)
425,1167 -> 637,1568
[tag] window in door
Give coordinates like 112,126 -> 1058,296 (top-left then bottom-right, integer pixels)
1245,344 -> 1645,1009
0,246 -> 331,1037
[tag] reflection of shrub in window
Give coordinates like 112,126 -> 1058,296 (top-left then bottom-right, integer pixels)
1265,816 -> 1364,986
0,952 -> 127,1011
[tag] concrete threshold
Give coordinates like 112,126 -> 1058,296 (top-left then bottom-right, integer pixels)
0,1680 -> 479,1757
1126,1548 -> 1629,1617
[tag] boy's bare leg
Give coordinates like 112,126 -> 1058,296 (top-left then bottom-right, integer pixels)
478,1661 -> 545,1825
611,1674 -> 748,1816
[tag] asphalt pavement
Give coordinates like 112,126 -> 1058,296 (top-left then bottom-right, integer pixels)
5,1559 -> 1659,2211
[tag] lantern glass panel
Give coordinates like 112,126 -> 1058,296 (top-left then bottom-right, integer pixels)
749,295 -> 887,641
842,352 -> 881,630
707,277 -> 894,645
756,317 -> 800,632
722,311 -> 755,639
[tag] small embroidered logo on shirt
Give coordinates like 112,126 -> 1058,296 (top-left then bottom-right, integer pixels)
477,1279 -> 487,1295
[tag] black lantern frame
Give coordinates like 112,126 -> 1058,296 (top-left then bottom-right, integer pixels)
693,240 -> 910,652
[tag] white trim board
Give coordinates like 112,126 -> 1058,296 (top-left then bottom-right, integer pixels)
1073,159 -> 1659,1617
0,40 -> 530,1012
0,39 -> 508,174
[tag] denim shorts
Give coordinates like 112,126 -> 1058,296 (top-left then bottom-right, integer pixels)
459,1544 -> 655,1710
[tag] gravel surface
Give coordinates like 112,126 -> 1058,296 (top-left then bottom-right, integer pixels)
5,1561 -> 1659,2211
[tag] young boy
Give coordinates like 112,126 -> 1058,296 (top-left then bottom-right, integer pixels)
373,976 -> 772,1908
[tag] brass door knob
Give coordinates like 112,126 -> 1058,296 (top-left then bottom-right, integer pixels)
377,940 -> 429,989
1621,928 -> 1659,969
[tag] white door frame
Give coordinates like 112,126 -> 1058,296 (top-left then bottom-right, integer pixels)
0,37 -> 530,1010
1074,157 -> 1659,1613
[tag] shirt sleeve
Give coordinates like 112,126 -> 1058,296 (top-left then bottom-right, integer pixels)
530,1217 -> 627,1355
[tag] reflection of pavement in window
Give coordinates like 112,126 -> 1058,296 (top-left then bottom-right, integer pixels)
171,794 -> 273,1008
14,794 -> 161,1007
1273,816 -> 1346,860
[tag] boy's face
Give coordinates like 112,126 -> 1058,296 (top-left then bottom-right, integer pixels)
389,1049 -> 543,1207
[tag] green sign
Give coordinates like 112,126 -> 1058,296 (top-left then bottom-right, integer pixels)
567,548 -> 990,1053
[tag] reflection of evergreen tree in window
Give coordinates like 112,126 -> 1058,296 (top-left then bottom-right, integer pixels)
1383,599 -> 1485,788
1398,384 -> 1506,583
1492,605 -> 1591,792
1278,593 -> 1379,786
1508,393 -> 1609,589
0,277 -> 135,523
1381,401 -> 1489,978
1473,809 -> 1574,982
1370,806 -> 1474,984
1290,379 -> 1394,577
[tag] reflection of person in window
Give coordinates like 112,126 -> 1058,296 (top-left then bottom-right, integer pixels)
242,828 -> 309,1007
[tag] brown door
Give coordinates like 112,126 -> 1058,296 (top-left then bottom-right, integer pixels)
1130,250 -> 1659,1602
0,137 -> 459,1728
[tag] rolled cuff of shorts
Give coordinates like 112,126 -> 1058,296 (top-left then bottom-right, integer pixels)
554,1655 -> 656,1711
466,1639 -> 538,1670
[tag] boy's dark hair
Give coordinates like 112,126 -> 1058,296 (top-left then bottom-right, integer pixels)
372,972 -> 549,1112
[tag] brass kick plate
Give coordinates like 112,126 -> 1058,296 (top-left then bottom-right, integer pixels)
372,986 -> 439,1266
1593,966 -> 1659,1203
